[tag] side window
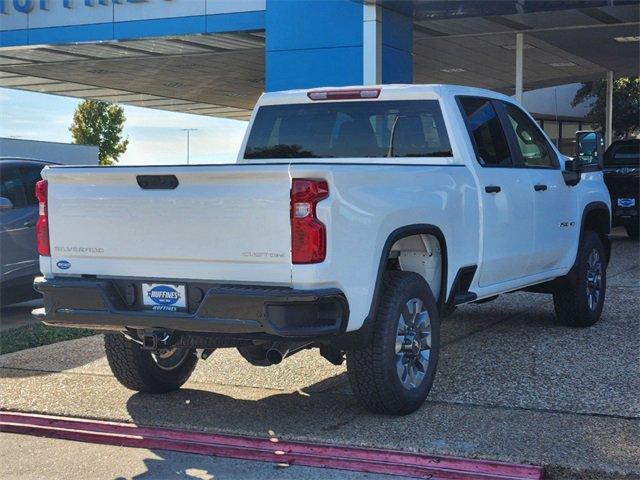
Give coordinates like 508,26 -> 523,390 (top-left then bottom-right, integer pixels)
0,166 -> 27,208
20,166 -> 44,205
502,103 -> 554,168
459,97 -> 512,167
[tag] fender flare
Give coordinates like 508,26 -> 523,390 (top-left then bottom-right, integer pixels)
580,201 -> 611,262
329,224 -> 448,350
366,224 -> 448,322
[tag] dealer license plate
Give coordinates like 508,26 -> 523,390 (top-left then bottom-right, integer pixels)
142,283 -> 186,311
617,198 -> 636,208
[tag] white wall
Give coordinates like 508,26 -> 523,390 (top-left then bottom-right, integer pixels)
522,83 -> 593,119
0,138 -> 99,165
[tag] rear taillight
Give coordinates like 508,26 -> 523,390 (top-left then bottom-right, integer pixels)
35,180 -> 50,256
291,179 -> 329,264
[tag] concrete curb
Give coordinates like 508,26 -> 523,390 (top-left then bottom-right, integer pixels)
0,411 -> 543,480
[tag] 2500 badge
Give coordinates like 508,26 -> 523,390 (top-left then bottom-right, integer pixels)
142,283 -> 186,311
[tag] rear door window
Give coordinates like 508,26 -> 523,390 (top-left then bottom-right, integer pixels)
0,165 -> 27,208
458,97 -> 512,167
244,100 -> 452,159
19,165 -> 44,205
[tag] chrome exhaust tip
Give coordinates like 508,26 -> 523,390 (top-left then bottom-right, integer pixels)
265,348 -> 284,365
264,341 -> 312,365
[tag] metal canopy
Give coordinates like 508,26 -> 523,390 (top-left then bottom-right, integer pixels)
0,32 -> 265,120
0,2 -> 637,119
412,2 -> 639,92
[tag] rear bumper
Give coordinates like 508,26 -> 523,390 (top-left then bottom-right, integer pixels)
33,277 -> 349,338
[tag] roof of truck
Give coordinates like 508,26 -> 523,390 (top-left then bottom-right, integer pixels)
258,84 -> 516,106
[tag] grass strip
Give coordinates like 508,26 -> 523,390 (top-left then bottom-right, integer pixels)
0,323 -> 95,355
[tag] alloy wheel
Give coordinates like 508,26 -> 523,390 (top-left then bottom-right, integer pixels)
586,248 -> 603,312
395,298 -> 432,390
152,347 -> 191,371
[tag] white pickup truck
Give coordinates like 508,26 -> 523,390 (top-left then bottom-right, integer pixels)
34,85 -> 611,415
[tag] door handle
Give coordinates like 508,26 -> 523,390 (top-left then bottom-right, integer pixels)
534,184 -> 548,191
23,221 -> 36,227
484,185 -> 501,194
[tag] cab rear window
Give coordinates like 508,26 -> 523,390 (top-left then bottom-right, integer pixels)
244,100 -> 452,159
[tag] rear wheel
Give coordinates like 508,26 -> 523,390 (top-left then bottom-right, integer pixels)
104,333 -> 198,393
346,272 -> 440,415
553,230 -> 606,327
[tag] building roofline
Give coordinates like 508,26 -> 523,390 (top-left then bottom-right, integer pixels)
0,137 -> 98,149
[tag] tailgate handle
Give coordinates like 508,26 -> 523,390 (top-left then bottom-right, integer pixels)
136,175 -> 179,190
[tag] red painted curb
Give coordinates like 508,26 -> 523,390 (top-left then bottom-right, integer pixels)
0,411 -> 543,480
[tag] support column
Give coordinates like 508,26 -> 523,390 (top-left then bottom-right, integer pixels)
515,33 -> 523,104
265,0 -> 412,92
265,0 -> 364,92
379,5 -> 412,84
605,70 -> 613,147
362,2 -> 382,85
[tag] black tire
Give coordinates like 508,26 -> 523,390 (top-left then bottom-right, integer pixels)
553,230 -> 607,327
625,221 -> 639,240
104,333 -> 198,393
346,272 -> 440,415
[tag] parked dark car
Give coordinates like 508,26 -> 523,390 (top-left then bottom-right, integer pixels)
0,158 -> 52,305
603,139 -> 640,239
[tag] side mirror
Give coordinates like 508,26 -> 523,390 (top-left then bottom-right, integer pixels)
575,130 -> 604,170
0,197 -> 14,210
562,163 -> 581,187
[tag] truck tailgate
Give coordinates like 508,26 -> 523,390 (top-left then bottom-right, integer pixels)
43,165 -> 292,285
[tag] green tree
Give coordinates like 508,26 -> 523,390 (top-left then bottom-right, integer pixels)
70,100 -> 129,165
571,76 -> 640,140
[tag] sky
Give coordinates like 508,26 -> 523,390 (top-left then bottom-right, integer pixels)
0,88 -> 249,165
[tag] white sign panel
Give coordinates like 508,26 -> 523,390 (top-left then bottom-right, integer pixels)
0,0 -> 265,31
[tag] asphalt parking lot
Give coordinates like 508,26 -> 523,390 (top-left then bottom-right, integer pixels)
0,230 -> 638,479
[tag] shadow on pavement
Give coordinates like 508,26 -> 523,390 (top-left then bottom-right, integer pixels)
125,386 -> 363,434
122,387 -> 366,480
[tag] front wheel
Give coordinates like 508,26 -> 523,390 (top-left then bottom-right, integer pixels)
346,272 -> 440,415
553,230 -> 607,327
104,333 -> 198,393
624,221 -> 639,240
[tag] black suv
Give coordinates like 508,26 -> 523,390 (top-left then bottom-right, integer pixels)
603,139 -> 640,239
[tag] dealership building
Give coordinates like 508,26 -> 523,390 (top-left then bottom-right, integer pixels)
0,0 -> 638,154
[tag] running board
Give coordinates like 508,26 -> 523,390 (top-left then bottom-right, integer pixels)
0,411 -> 542,480
453,292 -> 478,305
446,265 -> 478,310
